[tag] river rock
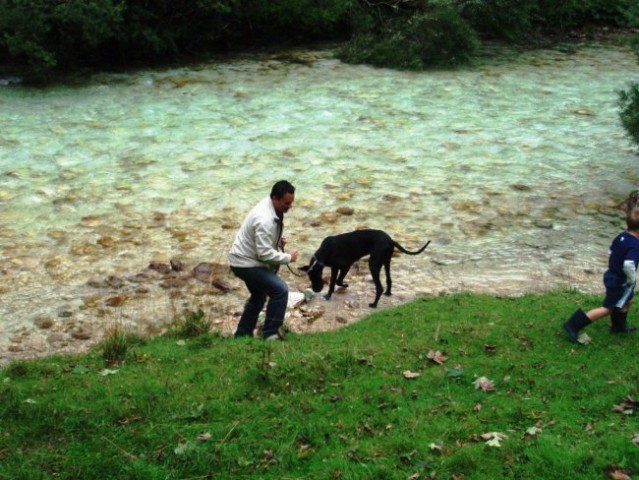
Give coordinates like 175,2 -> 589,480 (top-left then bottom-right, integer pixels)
105,295 -> 126,307
170,258 -> 185,272
212,278 -> 233,293
149,262 -> 172,274
34,316 -> 55,329
97,236 -> 116,248
160,278 -> 188,289
71,330 -> 92,340
336,207 -> 355,216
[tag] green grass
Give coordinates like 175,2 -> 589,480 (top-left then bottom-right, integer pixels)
1,291 -> 638,479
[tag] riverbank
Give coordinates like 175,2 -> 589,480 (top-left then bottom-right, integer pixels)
0,247 -> 604,367
1,44 -> 637,366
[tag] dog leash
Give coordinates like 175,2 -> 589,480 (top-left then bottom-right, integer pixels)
280,245 -> 304,277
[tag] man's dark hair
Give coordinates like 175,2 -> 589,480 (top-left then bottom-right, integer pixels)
270,180 -> 295,199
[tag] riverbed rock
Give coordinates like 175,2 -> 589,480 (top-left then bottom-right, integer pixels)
149,262 -> 172,274
105,295 -> 126,307
170,258 -> 185,272
34,316 -> 55,329
336,207 -> 355,216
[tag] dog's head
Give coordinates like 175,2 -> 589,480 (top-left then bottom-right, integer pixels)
299,256 -> 325,292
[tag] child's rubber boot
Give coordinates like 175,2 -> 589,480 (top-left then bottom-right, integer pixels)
610,310 -> 637,334
563,309 -> 591,342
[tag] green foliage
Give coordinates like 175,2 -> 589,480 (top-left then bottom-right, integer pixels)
1,292 -> 638,479
619,82 -> 639,147
167,308 -> 212,339
0,0 -> 123,78
0,0 -> 637,78
535,0 -> 639,30
456,0 -> 538,42
100,323 -> 129,364
240,0 -> 354,42
338,3 -> 480,69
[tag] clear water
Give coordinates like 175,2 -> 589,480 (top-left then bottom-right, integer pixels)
1,45 -> 638,356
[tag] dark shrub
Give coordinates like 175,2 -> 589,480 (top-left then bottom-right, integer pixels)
456,0 -> 538,42
338,3 -> 480,69
619,82 -> 639,147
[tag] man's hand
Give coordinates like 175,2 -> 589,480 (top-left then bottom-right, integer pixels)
289,250 -> 298,263
279,236 -> 288,249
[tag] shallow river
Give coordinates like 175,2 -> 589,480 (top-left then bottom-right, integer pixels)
1,44 -> 638,362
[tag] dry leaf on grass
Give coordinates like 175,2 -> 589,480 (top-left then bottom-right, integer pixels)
473,376 -> 495,392
577,332 -> 591,345
524,426 -> 542,438
403,370 -> 421,379
605,465 -> 632,480
426,350 -> 448,365
612,396 -> 638,415
481,432 -> 508,447
484,344 -> 497,354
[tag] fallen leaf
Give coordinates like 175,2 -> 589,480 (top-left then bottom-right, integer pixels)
486,437 -> 503,447
427,350 -> 448,365
484,344 -> 497,354
197,432 -> 212,442
473,403 -> 482,412
613,396 -> 639,415
481,432 -> 508,447
174,442 -> 191,455
605,466 -> 631,480
524,426 -> 542,437
99,368 -> 119,376
429,443 -> 442,452
480,432 -> 508,441
403,370 -> 421,379
473,376 -> 495,392
577,332 -> 591,345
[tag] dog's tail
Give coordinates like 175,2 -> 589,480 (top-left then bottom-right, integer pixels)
393,240 -> 431,255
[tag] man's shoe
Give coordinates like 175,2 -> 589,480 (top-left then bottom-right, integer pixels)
264,327 -> 287,341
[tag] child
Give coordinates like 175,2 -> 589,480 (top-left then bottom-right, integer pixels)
563,190 -> 639,342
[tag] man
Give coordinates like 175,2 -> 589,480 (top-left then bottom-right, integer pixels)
228,180 -> 299,340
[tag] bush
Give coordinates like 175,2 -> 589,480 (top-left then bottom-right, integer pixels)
100,323 -> 129,364
0,0 -> 123,78
338,3 -> 480,69
238,0 -> 354,44
619,82 -> 639,147
168,309 -> 212,339
456,0 -> 538,42
534,0 -> 639,32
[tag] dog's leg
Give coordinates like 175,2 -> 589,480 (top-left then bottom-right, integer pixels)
383,257 -> 392,296
325,267 -> 339,300
368,258 -> 384,308
336,265 -> 351,288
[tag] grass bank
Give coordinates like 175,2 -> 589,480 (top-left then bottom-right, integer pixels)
1,291 -> 638,479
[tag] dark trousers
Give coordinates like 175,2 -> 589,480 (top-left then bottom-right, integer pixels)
231,266 -> 288,338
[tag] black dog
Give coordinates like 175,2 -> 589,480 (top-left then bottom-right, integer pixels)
300,229 -> 430,308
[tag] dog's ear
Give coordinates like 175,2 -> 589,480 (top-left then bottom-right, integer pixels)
299,265 -> 309,272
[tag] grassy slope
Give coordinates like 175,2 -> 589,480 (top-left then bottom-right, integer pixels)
1,290 -> 638,479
